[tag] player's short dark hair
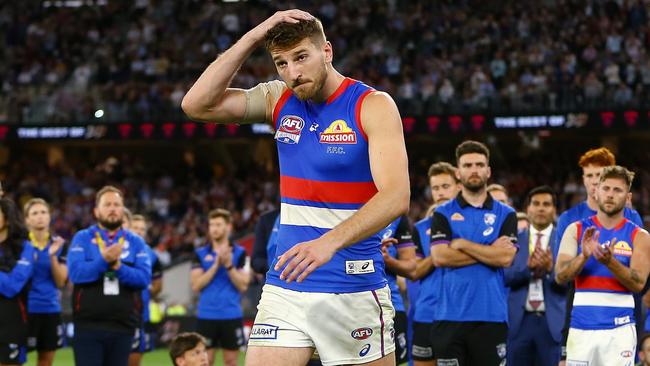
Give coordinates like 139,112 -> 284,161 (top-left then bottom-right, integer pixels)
427,162 -> 458,182
208,208 -> 232,223
95,185 -> 123,206
578,147 -> 615,168
169,332 -> 207,366
455,140 -> 490,164
600,165 -> 635,190
264,18 -> 326,52
526,185 -> 557,207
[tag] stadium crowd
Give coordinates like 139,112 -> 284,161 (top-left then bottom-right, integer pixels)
2,0 -> 650,124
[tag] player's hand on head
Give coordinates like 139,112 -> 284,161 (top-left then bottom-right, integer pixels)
274,238 -> 336,284
247,9 -> 315,44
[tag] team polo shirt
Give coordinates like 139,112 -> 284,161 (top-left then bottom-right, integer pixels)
193,243 -> 247,320
412,216 -> 442,323
378,214 -> 415,312
430,194 -> 517,322
27,237 -> 68,313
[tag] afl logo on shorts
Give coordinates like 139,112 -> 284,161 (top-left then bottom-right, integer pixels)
275,115 -> 305,144
351,327 -> 373,340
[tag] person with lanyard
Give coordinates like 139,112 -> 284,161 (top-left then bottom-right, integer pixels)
555,165 -> 650,364
504,186 -> 566,366
67,185 -> 152,366
429,141 -> 517,366
378,214 -> 417,366
554,147 -> 644,365
191,208 -> 249,366
410,161 -> 460,366
123,213 -> 163,366
0,197 -> 35,366
23,198 -> 67,366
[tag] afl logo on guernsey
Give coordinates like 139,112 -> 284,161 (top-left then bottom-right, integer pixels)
275,115 -> 305,144
320,120 -> 357,144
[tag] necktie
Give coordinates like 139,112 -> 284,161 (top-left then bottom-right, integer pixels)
529,232 -> 544,310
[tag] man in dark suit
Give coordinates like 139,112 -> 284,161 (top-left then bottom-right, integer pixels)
505,186 -> 566,366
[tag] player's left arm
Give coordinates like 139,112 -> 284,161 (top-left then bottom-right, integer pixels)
276,91 -> 410,283
601,229 -> 650,293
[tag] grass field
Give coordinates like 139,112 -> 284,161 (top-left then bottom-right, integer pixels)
26,348 -> 246,366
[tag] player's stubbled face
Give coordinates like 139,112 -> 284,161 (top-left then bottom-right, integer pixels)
457,153 -> 491,193
271,38 -> 328,101
596,177 -> 628,217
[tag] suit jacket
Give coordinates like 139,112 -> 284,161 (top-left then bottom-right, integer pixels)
505,227 -> 567,342
251,209 -> 280,274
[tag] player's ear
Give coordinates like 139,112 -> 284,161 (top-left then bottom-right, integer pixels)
323,41 -> 333,63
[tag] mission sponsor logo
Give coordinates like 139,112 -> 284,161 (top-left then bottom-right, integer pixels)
319,120 -> 357,144
612,240 -> 632,256
275,115 -> 305,144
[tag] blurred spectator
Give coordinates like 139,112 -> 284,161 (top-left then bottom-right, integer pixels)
4,0 -> 650,125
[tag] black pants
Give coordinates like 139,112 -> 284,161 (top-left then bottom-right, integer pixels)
73,328 -> 133,366
432,321 -> 507,366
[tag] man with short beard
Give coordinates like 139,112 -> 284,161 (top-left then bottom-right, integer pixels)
556,166 -> 650,365
429,141 -> 517,366
67,186 -> 152,366
410,161 -> 460,366
191,209 -> 249,366
182,10 -> 409,366
554,147 -> 643,365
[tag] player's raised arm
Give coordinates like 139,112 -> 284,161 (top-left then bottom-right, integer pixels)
181,10 -> 312,124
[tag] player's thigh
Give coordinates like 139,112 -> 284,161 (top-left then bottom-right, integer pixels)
307,286 -> 395,365
245,346 -> 314,366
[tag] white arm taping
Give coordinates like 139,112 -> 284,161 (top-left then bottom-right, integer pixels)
242,80 -> 287,124
558,223 -> 578,257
